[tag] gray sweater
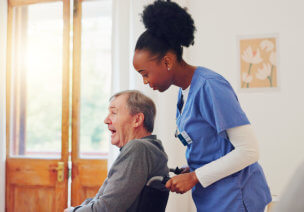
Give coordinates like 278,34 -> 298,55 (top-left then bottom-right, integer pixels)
73,135 -> 169,212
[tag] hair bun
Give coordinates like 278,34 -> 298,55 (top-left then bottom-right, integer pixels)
141,0 -> 196,48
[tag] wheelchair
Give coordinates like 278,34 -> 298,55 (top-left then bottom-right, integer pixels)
135,167 -> 183,212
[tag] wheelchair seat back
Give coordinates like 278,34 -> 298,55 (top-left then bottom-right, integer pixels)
135,185 -> 169,212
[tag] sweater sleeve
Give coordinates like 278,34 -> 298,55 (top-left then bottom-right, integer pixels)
195,124 -> 259,187
74,141 -> 151,212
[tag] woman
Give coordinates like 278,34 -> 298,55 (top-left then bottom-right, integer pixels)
132,0 -> 272,211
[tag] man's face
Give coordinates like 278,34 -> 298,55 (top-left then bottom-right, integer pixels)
104,94 -> 135,148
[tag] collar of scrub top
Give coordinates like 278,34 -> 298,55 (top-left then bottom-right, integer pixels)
175,92 -> 184,138
177,92 -> 184,114
175,93 -> 190,146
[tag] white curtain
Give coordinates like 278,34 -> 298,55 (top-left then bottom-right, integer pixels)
110,0 -> 195,211
0,0 -> 7,211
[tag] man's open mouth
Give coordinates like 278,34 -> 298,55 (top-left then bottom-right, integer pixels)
109,129 -> 116,136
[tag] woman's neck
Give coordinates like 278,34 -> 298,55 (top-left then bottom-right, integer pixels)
173,60 -> 197,90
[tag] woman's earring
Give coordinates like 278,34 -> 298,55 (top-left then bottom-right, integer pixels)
168,68 -> 170,71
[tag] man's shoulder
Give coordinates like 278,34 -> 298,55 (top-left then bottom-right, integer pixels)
124,138 -> 152,150
125,139 -> 146,148
124,137 -> 163,152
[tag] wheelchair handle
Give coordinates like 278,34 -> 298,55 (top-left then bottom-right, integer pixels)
169,166 -> 183,175
146,176 -> 171,186
146,166 -> 184,187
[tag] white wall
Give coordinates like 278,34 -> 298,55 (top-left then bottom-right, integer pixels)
187,0 -> 304,196
0,0 -> 7,211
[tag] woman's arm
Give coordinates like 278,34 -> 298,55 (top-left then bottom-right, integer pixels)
195,124 -> 259,187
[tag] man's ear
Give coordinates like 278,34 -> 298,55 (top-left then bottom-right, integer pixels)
134,113 -> 144,128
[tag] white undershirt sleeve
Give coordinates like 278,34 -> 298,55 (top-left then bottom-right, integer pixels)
194,124 -> 259,188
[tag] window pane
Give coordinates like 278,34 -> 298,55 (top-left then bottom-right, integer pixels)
79,0 -> 112,158
10,3 -> 63,158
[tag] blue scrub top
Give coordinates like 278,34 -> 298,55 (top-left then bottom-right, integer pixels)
176,67 -> 272,212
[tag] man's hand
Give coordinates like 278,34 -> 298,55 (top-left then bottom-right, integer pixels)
165,172 -> 199,194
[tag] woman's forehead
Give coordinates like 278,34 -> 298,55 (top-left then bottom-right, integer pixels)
134,50 -> 160,70
134,50 -> 150,62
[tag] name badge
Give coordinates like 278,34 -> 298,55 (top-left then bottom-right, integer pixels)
175,128 -> 192,146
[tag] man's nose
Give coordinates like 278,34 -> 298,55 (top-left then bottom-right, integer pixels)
104,115 -> 110,124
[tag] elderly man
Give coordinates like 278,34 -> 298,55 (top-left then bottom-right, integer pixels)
65,90 -> 169,212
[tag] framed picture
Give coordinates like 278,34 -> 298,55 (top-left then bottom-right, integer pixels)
238,35 -> 279,90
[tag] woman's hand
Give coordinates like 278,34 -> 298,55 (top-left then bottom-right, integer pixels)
180,166 -> 190,174
165,172 -> 199,194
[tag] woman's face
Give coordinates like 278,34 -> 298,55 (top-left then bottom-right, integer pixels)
133,49 -> 174,92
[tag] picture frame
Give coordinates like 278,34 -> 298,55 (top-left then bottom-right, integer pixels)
237,34 -> 279,91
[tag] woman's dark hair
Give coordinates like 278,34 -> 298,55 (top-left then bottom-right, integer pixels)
135,0 -> 196,61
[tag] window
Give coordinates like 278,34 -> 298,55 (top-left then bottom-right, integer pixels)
79,0 -> 111,158
9,2 -> 64,158
7,0 -> 112,159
